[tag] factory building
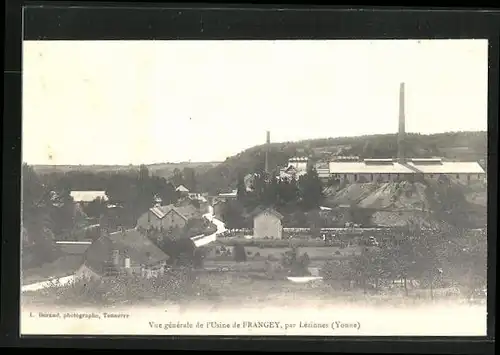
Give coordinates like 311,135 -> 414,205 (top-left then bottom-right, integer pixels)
325,83 -> 486,184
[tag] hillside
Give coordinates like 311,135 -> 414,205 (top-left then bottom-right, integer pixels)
198,131 -> 487,194
32,162 -> 221,180
323,179 -> 487,228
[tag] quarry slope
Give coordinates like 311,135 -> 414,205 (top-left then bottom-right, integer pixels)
323,180 -> 486,228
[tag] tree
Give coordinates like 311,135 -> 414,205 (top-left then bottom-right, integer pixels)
236,174 -> 247,203
307,210 -> 323,238
281,247 -> 311,276
193,248 -> 205,269
221,200 -> 247,229
279,176 -> 300,206
321,260 -> 355,290
298,166 -> 324,210
22,163 -> 45,213
233,243 -> 247,262
151,177 -> 178,205
21,164 -> 60,263
159,237 -> 197,267
381,238 -> 417,296
182,167 -> 197,192
171,168 -> 184,187
136,165 -> 155,215
347,204 -> 373,227
83,197 -> 108,219
49,188 -> 76,238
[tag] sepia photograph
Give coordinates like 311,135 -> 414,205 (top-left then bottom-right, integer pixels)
21,39 -> 488,336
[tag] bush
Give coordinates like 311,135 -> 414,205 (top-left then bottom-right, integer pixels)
36,269 -> 215,305
233,244 -> 247,262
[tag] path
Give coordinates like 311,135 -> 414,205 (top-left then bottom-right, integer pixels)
22,275 -> 75,292
191,206 -> 226,247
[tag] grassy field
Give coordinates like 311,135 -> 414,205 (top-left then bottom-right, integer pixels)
22,271 -> 473,308
215,238 -> 360,248
22,255 -> 83,285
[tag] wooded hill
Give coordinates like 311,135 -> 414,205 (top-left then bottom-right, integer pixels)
32,161 -> 221,181
198,131 -> 487,194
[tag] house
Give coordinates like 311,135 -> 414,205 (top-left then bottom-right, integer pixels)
176,196 -> 210,214
70,190 -> 108,205
218,189 -> 238,199
187,192 -> 207,202
278,157 -> 309,181
326,157 -> 486,184
244,173 -> 257,191
136,204 -> 203,232
288,157 -> 309,171
75,229 -> 169,279
278,165 -> 307,181
176,185 -> 190,197
252,207 -> 284,240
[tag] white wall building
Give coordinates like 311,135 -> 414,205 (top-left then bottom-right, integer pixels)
253,207 -> 284,240
326,158 -> 485,184
329,159 -> 414,183
287,157 -> 309,171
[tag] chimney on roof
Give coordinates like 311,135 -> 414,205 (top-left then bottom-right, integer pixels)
265,131 -> 270,174
398,82 -> 406,164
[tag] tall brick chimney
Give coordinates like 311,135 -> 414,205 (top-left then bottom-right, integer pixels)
398,82 -> 406,163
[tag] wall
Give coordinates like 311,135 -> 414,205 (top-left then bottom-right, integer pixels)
331,173 -> 411,184
253,213 -> 283,239
163,210 -> 187,230
289,161 -> 308,171
136,211 -> 163,230
423,173 -> 485,184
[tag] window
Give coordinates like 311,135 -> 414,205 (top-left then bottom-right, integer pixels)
354,174 -> 358,181
430,174 -> 434,178
478,174 -> 481,179
370,174 -> 374,181
456,174 -> 460,179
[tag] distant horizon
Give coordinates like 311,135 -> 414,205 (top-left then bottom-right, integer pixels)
23,39 -> 488,165
24,129 -> 486,166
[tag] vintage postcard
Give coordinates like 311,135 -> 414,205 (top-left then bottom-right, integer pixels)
21,39 -> 488,336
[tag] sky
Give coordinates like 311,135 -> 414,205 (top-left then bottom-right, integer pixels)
22,39 -> 488,165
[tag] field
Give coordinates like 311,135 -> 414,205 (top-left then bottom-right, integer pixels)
215,237 -> 362,248
21,271 -> 479,308
205,245 -> 363,263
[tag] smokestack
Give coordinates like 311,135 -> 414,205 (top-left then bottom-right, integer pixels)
398,82 -> 406,163
265,131 -> 270,173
